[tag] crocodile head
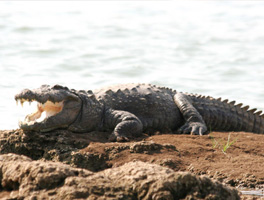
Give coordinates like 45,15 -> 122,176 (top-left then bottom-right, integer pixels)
15,85 -> 82,132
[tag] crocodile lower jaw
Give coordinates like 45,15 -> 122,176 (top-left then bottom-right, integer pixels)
16,99 -> 64,126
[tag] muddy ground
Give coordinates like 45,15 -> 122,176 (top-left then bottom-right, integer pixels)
0,129 -> 263,199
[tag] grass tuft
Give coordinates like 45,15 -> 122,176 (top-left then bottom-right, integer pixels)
209,133 -> 238,153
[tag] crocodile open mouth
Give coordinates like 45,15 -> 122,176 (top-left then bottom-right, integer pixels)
16,98 -> 64,126
15,85 -> 83,132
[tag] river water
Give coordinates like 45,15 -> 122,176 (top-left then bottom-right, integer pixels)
1,1 -> 264,130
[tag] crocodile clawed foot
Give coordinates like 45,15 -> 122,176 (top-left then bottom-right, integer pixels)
178,122 -> 207,135
116,136 -> 129,142
108,132 -> 129,142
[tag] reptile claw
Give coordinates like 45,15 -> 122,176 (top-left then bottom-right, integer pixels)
108,132 -> 129,142
179,122 -> 207,135
116,136 -> 129,142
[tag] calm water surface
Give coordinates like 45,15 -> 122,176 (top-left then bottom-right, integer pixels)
1,1 -> 264,129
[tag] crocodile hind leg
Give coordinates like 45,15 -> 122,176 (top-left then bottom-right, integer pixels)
104,109 -> 143,142
174,93 -> 207,135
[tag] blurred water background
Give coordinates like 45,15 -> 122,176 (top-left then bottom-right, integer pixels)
1,1 -> 264,130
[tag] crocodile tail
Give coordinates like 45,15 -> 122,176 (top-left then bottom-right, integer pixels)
187,94 -> 264,134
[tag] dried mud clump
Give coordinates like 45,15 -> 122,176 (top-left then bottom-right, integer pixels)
0,154 -> 239,200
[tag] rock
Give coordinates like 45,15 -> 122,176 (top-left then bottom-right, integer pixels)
0,129 -> 109,172
0,153 -> 239,200
129,141 -> 177,154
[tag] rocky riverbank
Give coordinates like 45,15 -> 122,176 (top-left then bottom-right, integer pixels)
0,129 -> 263,199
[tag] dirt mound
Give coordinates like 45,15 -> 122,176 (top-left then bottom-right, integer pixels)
0,129 -> 264,199
0,153 -> 239,200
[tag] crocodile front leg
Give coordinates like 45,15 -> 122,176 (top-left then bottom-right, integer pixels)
104,108 -> 143,142
174,93 -> 207,135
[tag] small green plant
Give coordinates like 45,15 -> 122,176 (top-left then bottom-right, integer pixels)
222,133 -> 237,153
209,133 -> 238,153
211,136 -> 222,148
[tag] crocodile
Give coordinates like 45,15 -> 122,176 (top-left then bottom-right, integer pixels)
15,83 -> 264,141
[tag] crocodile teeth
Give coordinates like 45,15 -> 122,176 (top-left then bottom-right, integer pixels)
19,100 -> 64,125
20,100 -> 24,107
16,98 -> 31,107
19,120 -> 35,126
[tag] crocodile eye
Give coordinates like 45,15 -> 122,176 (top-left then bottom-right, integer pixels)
87,90 -> 93,94
52,85 -> 68,90
52,85 -> 64,89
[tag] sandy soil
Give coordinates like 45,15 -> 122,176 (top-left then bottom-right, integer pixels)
84,131 -> 264,199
